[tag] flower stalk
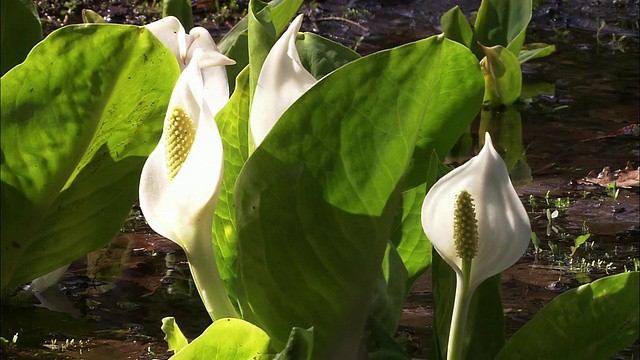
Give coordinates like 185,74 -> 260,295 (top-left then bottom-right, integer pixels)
421,133 -> 531,360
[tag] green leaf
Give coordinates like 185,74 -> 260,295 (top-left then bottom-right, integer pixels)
517,42 -> 556,64
496,272 -> 640,360
402,37 -> 484,188
430,252 -> 505,360
248,0 -> 276,102
1,24 -> 178,293
172,318 -> 273,359
474,0 -> 532,56
390,150 -> 439,291
296,32 -> 360,79
219,0 -> 303,53
367,316 -> 411,360
440,6 -> 474,49
369,242 -> 409,335
162,0 -> 194,30
212,68 -> 251,309
274,327 -> 314,360
82,9 -> 107,23
479,44 -> 522,107
234,36 -> 482,358
1,0 -> 42,75
213,39 -> 355,309
161,317 -> 189,353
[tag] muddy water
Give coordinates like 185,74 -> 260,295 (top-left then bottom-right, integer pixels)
2,0 -> 639,359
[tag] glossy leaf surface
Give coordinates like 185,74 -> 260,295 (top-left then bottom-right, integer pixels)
1,24 -> 178,292
234,36 -> 483,357
496,272 -> 640,360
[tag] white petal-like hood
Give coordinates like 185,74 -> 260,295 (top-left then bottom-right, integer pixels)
250,14 -> 317,147
421,133 -> 531,292
139,48 -> 232,250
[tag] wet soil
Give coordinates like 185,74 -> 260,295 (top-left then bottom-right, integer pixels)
2,0 -> 639,359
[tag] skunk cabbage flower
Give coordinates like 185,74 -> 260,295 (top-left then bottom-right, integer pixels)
421,132 -> 530,360
145,17 -> 222,71
421,132 -> 530,292
139,45 -> 237,321
250,14 -> 317,147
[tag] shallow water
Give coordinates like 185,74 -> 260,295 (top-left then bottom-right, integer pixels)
2,0 -> 639,358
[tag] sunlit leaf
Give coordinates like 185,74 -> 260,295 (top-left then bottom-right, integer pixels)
161,317 -> 189,353
518,42 -> 556,64
496,272 -> 640,360
212,68 -> 251,309
172,318 -> 273,359
1,24 -> 178,293
234,36 -> 483,357
440,6 -> 474,49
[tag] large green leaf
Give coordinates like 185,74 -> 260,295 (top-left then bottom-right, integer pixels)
1,0 -> 42,75
402,36 -> 483,188
440,6 -> 473,50
474,0 -> 532,56
390,150 -> 440,291
496,271 -> 640,360
1,24 -> 178,293
213,68 -> 251,309
212,37 -> 358,309
233,36 -> 483,358
369,242 -> 409,336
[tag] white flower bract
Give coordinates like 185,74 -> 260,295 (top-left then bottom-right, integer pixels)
421,132 -> 531,293
250,14 -> 317,147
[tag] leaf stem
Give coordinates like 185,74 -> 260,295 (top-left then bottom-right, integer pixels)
447,259 -> 473,360
185,226 -> 238,321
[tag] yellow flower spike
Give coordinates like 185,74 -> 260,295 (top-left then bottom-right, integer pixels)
421,132 -> 531,360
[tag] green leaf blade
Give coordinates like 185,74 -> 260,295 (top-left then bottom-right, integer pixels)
1,24 -> 178,291
496,272 -> 640,360
234,36 -> 483,358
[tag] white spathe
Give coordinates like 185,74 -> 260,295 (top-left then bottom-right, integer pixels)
145,16 -> 225,71
250,14 -> 317,147
421,132 -> 531,293
139,45 -> 237,320
139,47 -> 233,250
